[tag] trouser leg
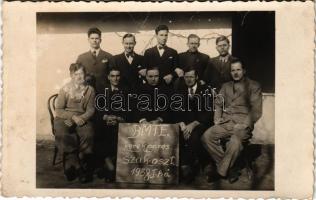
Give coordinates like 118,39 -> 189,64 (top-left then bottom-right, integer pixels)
187,124 -> 207,165
54,118 -> 80,170
201,125 -> 231,168
217,127 -> 251,176
76,122 -> 94,168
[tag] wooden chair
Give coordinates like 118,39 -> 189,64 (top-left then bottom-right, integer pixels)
47,94 -> 65,166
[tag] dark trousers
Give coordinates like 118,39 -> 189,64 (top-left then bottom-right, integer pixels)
180,124 -> 208,167
54,118 -> 94,170
94,124 -> 119,168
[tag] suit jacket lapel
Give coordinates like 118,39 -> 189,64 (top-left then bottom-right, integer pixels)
120,53 -> 130,66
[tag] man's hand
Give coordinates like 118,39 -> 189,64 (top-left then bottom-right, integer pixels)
72,115 -> 85,126
174,68 -> 184,77
150,117 -> 163,124
139,119 -> 149,124
106,115 -> 117,126
200,80 -> 206,85
64,119 -> 74,127
138,69 -> 147,77
179,122 -> 186,131
163,74 -> 173,84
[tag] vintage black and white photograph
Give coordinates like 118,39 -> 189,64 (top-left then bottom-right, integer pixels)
35,11 -> 275,190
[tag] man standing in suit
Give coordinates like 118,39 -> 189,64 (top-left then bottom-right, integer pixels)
76,27 -> 112,94
201,58 -> 262,183
110,33 -> 145,88
174,66 -> 212,183
203,36 -> 236,91
143,25 -> 180,85
178,34 -> 210,84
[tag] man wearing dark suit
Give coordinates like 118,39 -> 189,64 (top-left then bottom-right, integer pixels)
178,34 -> 210,84
134,66 -> 172,124
94,67 -> 129,181
203,36 -> 236,91
201,58 -> 262,183
143,25 -> 180,86
76,27 -> 113,94
110,33 -> 145,89
174,67 -> 212,183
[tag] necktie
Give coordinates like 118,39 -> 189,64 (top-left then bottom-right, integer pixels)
158,46 -> 165,50
92,51 -> 97,59
189,87 -> 194,95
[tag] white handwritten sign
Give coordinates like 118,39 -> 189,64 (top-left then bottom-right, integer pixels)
116,123 -> 179,184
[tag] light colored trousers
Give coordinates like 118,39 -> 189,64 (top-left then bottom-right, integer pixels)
201,121 -> 251,176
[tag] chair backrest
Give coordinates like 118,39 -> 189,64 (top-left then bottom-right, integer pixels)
48,94 -> 58,135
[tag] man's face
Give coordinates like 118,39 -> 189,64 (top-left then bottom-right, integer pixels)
146,69 -> 160,86
108,70 -> 121,87
216,40 -> 230,56
156,30 -> 168,46
88,33 -> 101,49
184,70 -> 198,87
187,37 -> 200,53
231,62 -> 245,81
71,68 -> 85,85
122,37 -> 136,54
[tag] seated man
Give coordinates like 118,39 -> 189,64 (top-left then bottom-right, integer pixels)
54,63 -> 95,183
201,58 -> 262,183
174,66 -> 212,183
134,66 -> 172,124
94,66 -> 129,181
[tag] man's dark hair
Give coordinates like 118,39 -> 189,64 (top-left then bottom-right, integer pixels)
230,57 -> 245,70
187,34 -> 200,42
146,66 -> 160,74
108,66 -> 121,74
155,25 -> 169,34
122,33 -> 136,42
216,35 -> 230,45
183,66 -> 197,76
87,27 -> 101,37
70,63 -> 86,74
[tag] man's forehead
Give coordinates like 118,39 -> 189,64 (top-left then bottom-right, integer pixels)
147,70 -> 159,74
109,70 -> 120,75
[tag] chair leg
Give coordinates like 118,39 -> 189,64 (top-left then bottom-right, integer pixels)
52,146 -> 58,166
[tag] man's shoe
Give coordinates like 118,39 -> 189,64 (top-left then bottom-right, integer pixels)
227,168 -> 241,184
64,166 -> 78,181
180,165 -> 194,184
206,171 -> 224,183
78,168 -> 93,183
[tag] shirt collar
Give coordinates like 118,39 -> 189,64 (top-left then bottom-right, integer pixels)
189,83 -> 198,93
91,48 -> 101,56
157,45 -> 166,50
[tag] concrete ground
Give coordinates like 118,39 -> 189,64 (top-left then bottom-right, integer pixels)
36,139 -> 274,190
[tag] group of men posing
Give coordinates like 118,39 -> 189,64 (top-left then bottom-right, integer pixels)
55,24 -> 262,185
